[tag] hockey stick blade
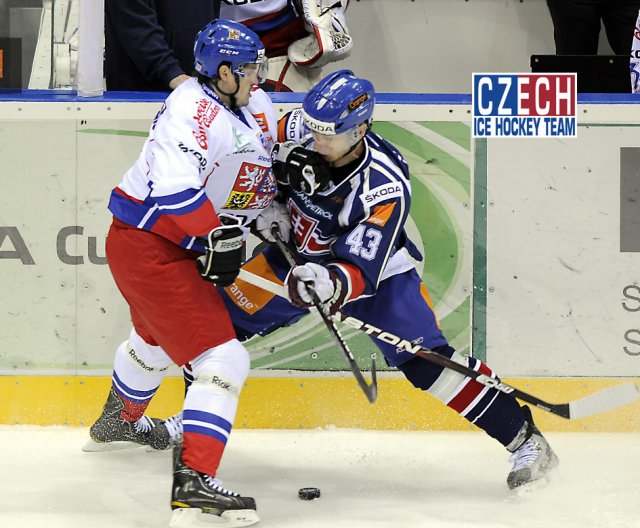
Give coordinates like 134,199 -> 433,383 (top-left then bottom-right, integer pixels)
270,225 -> 378,403
566,382 -> 639,420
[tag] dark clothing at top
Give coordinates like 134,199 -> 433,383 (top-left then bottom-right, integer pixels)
105,0 -> 216,91
546,0 -> 640,55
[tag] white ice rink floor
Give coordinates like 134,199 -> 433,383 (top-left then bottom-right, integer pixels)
1,426 -> 639,528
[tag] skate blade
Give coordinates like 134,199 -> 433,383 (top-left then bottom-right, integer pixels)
170,507 -> 259,528
509,476 -> 550,499
81,438 -> 146,452
508,469 -> 557,499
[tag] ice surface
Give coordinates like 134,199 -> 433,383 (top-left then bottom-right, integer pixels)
1,426 -> 639,528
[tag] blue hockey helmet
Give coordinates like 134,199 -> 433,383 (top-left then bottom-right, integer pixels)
302,70 -> 376,135
194,19 -> 267,82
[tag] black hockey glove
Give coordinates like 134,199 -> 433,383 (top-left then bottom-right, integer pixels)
197,215 -> 244,287
271,141 -> 332,195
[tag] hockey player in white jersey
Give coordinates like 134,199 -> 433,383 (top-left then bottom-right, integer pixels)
213,70 -> 558,492
220,0 -> 352,92
85,19 -> 282,527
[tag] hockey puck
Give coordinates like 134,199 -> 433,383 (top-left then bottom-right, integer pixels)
298,487 -> 321,500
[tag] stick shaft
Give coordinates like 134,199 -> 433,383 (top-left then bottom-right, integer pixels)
237,269 -> 638,419
268,230 -> 377,403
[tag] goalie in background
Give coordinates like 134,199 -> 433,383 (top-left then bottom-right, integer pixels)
220,0 -> 353,92
105,0 -> 351,92
155,70 -> 561,493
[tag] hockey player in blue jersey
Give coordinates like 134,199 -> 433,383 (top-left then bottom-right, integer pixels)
156,70 -> 560,492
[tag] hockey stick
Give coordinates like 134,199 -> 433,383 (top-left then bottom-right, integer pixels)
268,225 -> 378,404
236,267 -> 639,420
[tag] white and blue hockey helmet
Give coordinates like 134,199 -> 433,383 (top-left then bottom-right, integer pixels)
193,19 -> 267,83
302,70 -> 376,136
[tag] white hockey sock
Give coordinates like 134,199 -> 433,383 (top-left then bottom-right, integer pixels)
111,328 -> 172,421
181,338 -> 250,476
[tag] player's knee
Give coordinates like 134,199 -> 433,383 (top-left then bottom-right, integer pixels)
399,346 -> 468,401
190,338 -> 250,394
120,328 -> 173,372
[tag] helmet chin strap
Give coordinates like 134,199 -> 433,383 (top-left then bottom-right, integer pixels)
212,73 -> 241,110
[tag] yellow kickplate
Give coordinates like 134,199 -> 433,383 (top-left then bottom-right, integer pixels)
1,375 -> 638,431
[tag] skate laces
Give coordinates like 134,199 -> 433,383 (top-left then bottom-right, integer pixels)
134,415 -> 155,433
508,437 -> 542,472
204,475 -> 240,497
163,412 -> 183,441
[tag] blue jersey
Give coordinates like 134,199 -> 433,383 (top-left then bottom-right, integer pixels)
219,131 -> 447,367
284,131 -> 422,303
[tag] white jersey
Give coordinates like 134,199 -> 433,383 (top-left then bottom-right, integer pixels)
108,77 -> 278,251
219,0 -> 306,56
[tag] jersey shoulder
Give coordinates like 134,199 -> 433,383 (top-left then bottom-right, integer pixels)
366,132 -> 410,181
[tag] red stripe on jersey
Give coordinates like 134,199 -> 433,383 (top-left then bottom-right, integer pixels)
447,379 -> 484,414
306,234 -> 331,253
170,200 -> 221,237
447,361 -> 495,414
337,262 -> 366,300
477,361 -> 494,377
114,186 -> 144,204
182,432 -> 226,476
258,19 -> 307,57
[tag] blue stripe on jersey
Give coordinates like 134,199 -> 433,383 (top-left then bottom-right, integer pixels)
245,8 -> 297,33
139,189 -> 208,230
183,409 -> 233,433
153,188 -> 207,214
183,424 -> 229,445
112,373 -> 157,402
108,190 -> 154,228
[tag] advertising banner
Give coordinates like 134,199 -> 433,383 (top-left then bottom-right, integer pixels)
0,112 -> 472,374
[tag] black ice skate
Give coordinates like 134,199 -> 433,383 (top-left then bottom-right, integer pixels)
506,405 -> 559,491
82,387 -> 160,452
170,446 -> 259,528
149,411 -> 183,450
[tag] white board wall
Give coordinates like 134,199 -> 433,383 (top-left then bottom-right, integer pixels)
331,0 -> 615,93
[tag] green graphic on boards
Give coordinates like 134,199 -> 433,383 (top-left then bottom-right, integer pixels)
79,121 -> 472,371
244,121 -> 472,370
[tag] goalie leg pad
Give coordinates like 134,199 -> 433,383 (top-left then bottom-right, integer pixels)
288,0 -> 353,68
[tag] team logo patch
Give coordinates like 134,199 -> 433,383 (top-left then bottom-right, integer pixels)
289,200 -> 319,250
228,29 -> 240,40
472,73 -> 577,138
236,162 -> 268,192
223,162 -> 275,210
223,192 -> 253,209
